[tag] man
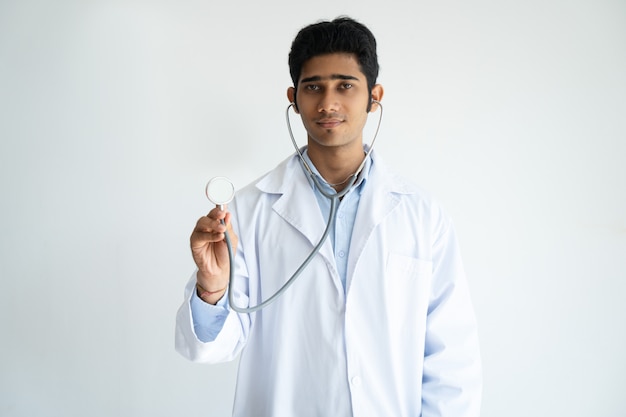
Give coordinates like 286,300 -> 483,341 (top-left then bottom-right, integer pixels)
176,16 -> 482,417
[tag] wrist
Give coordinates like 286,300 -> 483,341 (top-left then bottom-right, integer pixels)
196,283 -> 227,304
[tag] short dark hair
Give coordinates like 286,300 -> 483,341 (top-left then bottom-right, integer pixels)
288,17 -> 379,95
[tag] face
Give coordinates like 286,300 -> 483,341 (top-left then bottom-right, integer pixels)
287,53 -> 383,154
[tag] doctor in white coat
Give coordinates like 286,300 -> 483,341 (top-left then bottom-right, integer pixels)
176,17 -> 481,417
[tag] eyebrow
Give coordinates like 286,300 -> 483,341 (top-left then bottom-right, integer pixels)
299,74 -> 360,84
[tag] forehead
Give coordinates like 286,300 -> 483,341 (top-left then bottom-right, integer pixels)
298,53 -> 364,83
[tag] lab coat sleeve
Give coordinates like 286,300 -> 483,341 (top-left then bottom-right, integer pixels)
175,272 -> 247,363
421,220 -> 482,417
189,280 -> 229,342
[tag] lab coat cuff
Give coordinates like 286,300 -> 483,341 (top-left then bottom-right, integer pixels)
190,288 -> 230,342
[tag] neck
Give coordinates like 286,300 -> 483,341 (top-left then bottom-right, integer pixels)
307,143 -> 365,192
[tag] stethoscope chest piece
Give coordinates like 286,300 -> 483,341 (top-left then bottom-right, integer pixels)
205,176 -> 235,209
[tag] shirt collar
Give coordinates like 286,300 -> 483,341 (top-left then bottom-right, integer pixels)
300,146 -> 372,195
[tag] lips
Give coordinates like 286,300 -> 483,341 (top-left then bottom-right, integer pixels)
316,118 -> 344,129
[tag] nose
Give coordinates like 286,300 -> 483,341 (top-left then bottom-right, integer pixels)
318,90 -> 339,113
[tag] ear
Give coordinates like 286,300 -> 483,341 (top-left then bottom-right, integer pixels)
369,84 -> 384,112
287,87 -> 299,113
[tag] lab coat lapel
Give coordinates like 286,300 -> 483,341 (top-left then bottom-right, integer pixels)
261,155 -> 337,272
346,155 -> 406,291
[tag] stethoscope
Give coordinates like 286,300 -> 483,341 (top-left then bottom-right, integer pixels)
205,99 -> 383,313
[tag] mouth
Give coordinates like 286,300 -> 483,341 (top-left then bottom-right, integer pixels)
316,118 -> 344,129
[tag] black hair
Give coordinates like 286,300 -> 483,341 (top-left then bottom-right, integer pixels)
288,17 -> 379,109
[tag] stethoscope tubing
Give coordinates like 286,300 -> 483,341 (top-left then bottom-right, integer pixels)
225,101 -> 383,314
226,190 -> 345,313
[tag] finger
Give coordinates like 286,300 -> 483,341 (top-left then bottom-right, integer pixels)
207,206 -> 228,220
194,216 -> 227,233
223,212 -> 235,233
190,230 -> 227,246
221,212 -> 238,251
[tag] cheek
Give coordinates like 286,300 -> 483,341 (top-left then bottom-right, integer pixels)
298,115 -> 317,134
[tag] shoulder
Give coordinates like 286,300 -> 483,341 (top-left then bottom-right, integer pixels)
369,151 -> 453,232
230,153 -> 304,209
244,154 -> 301,195
371,151 -> 442,208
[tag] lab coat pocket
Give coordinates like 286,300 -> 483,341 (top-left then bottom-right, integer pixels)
385,253 -> 432,335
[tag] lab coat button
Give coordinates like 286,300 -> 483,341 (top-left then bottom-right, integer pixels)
338,250 -> 345,258
351,376 -> 361,387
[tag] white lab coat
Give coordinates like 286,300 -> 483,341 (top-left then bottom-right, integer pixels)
176,150 -> 482,417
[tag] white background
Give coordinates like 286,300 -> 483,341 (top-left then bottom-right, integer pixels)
1,0 -> 625,416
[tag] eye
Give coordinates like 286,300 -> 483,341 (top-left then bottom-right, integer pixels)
341,83 -> 353,89
305,84 -> 320,91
